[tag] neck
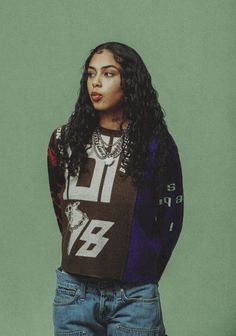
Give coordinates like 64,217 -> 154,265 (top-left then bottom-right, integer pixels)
99,113 -> 128,131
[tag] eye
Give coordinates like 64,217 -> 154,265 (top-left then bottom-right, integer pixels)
87,72 -> 95,78
87,71 -> 114,78
105,72 -> 114,77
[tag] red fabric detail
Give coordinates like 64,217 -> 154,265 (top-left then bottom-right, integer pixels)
48,147 -> 57,167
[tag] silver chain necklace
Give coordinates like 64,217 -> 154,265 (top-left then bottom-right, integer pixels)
92,126 -> 130,166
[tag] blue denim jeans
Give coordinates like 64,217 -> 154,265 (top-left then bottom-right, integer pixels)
53,267 -> 167,336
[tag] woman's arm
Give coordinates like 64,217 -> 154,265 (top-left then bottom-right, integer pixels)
47,127 -> 65,234
155,135 -> 184,280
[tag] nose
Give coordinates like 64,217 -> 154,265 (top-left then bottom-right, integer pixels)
92,74 -> 102,88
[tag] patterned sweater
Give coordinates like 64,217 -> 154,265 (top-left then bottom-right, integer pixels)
47,125 -> 184,284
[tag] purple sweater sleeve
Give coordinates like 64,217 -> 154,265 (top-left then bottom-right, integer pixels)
155,135 -> 184,279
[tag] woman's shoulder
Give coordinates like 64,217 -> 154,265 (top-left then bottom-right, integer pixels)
148,132 -> 178,153
48,124 -> 69,159
49,123 -> 68,144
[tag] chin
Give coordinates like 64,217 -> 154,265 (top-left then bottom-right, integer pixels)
94,106 -> 111,112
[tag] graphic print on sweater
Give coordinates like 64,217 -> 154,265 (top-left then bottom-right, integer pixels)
48,125 -> 184,283
60,132 -> 138,280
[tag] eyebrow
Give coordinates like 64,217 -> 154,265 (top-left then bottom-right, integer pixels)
87,65 -> 120,71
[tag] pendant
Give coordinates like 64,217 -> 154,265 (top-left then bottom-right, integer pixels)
104,156 -> 114,166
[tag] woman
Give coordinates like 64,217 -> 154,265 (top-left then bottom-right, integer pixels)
47,41 -> 184,336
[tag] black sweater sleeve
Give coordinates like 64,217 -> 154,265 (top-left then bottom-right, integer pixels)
155,135 -> 184,280
47,127 -> 66,234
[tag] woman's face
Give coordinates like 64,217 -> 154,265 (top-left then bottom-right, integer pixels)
86,49 -> 123,113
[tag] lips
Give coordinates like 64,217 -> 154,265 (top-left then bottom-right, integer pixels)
91,92 -> 103,102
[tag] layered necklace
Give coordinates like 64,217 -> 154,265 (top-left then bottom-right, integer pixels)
92,125 -> 130,166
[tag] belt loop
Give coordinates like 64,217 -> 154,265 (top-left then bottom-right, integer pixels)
78,279 -> 86,300
115,283 -> 122,299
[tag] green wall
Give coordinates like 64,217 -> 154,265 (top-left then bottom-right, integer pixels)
1,0 -> 235,335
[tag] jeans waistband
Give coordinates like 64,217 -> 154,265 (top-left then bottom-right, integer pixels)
55,267 -> 139,289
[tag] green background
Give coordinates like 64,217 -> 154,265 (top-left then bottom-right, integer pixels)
1,0 -> 235,335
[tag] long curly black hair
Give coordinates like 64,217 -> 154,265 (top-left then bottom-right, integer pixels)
57,41 -> 175,202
